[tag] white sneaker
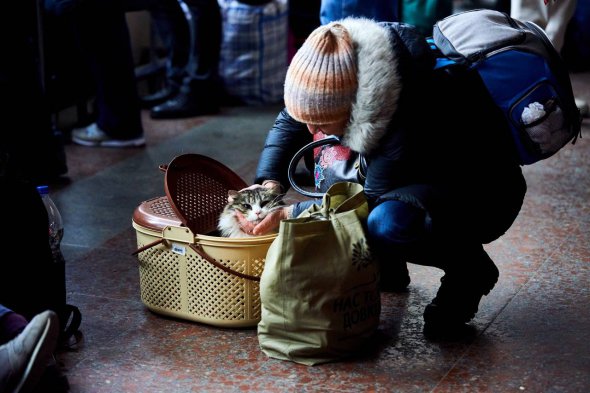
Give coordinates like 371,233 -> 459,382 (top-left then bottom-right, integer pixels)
0,310 -> 59,393
71,123 -> 146,147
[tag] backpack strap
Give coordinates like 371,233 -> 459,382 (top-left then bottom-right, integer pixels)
426,37 -> 457,70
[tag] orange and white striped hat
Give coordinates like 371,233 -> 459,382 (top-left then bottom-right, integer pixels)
284,22 -> 358,125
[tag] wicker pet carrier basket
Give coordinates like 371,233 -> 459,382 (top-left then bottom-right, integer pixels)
131,154 -> 277,328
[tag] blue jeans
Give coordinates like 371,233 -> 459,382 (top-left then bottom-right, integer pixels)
368,199 -> 428,247
366,197 -> 513,273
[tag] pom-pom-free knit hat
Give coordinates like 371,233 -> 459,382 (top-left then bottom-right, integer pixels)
284,22 -> 358,125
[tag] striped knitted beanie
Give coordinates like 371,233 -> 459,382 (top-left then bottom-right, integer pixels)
284,22 -> 358,124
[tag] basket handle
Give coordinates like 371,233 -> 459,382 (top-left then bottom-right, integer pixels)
188,244 -> 261,282
131,238 -> 165,256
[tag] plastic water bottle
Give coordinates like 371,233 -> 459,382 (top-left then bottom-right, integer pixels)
37,185 -> 65,263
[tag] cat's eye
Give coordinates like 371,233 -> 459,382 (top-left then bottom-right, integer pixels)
260,201 -> 268,207
242,203 -> 251,210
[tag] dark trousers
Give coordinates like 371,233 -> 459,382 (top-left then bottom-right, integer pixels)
0,1 -> 67,183
61,2 -> 144,138
149,0 -> 222,92
367,171 -> 526,276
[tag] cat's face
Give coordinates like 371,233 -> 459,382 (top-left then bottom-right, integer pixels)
225,188 -> 283,225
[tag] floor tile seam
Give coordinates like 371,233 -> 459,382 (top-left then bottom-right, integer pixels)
54,132 -> 212,249
67,291 -> 144,304
54,116 -> 218,198
58,129 -> 279,250
431,222 -> 577,391
486,230 -> 567,321
428,343 -> 478,393
62,241 -> 137,253
62,345 -> 172,373
427,244 -> 563,392
60,106 -> 278,190
54,108 -> 270,211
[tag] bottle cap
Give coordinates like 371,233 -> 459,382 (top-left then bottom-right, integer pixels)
36,185 -> 49,195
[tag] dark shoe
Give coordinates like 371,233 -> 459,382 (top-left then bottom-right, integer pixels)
423,305 -> 477,341
423,249 -> 499,340
575,97 -> 589,118
379,261 -> 411,293
140,86 -> 179,109
150,91 -> 219,119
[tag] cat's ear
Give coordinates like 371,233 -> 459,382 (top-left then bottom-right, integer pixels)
227,190 -> 239,203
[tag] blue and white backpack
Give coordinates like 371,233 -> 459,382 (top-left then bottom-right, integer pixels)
429,9 -> 582,165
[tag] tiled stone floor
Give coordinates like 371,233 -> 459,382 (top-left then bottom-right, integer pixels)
43,71 -> 589,393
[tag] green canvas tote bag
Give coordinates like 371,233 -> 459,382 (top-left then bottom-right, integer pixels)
257,182 -> 381,366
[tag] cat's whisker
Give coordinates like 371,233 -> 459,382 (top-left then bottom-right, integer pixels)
218,187 -> 285,238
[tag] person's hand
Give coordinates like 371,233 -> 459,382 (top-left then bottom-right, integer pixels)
234,210 -> 256,234
252,206 -> 290,235
234,206 -> 291,236
227,180 -> 282,203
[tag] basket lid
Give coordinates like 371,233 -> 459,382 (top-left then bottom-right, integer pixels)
133,196 -> 182,231
163,154 -> 247,235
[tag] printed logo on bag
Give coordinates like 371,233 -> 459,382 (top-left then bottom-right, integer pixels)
328,239 -> 379,330
351,238 -> 372,271
334,288 -> 380,330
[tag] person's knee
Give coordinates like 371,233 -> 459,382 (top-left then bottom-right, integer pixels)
368,200 -> 427,245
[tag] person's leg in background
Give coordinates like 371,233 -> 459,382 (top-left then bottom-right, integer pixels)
65,1 -> 146,147
510,0 -> 575,51
511,0 -> 588,116
289,0 -> 321,59
139,0 -> 191,108
0,1 -> 68,184
150,0 -> 222,119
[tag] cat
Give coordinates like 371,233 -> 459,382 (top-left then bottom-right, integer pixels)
217,188 -> 285,238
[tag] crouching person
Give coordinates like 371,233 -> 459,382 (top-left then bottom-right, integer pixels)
237,17 -> 526,340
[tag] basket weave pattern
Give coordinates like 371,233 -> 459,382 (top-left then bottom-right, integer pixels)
186,253 -> 263,322
135,227 -> 271,327
133,155 -> 276,327
175,173 -> 231,236
139,246 -> 182,312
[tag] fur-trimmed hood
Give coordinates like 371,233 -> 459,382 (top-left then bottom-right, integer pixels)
337,18 -> 402,155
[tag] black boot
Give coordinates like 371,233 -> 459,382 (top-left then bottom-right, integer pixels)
379,261 -> 411,293
150,90 -> 219,119
140,85 -> 179,109
423,249 -> 499,340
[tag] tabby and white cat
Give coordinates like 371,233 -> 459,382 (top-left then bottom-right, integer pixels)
217,188 -> 285,238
